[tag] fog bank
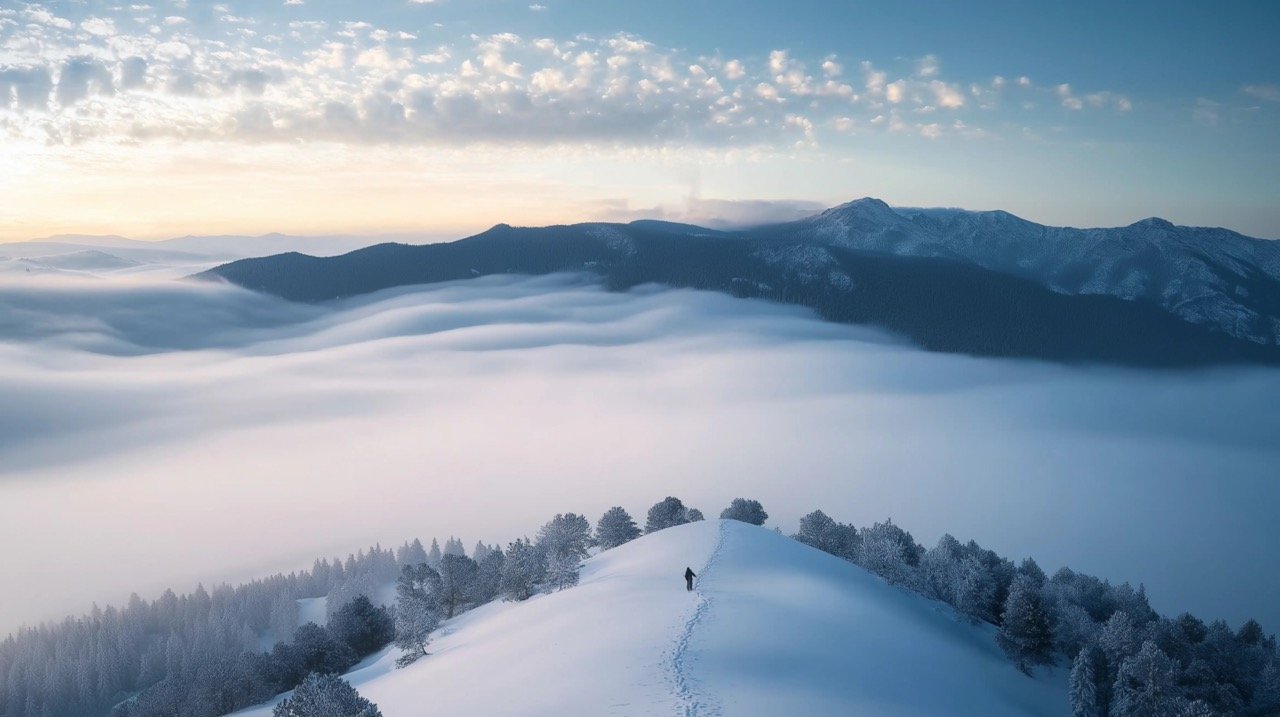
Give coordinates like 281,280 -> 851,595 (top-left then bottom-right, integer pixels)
1,273 -> 1277,632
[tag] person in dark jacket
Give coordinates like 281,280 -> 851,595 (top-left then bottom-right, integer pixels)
685,567 -> 697,591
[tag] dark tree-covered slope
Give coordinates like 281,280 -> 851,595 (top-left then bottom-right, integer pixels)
200,214 -> 1280,367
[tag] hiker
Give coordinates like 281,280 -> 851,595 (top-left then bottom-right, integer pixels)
685,566 -> 697,591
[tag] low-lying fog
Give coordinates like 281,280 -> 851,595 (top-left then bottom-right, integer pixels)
1,272 -> 1277,633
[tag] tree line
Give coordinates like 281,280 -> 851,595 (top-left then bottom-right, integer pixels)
2,496 -> 1275,717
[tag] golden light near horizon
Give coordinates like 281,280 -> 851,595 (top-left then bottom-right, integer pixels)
2,0 -> 1277,243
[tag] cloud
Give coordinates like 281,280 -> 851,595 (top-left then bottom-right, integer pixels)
917,54 -> 939,78
593,197 -> 825,227
1193,97 -> 1220,126
1243,84 -> 1280,103
0,271 -> 1276,638
0,9 -> 1133,150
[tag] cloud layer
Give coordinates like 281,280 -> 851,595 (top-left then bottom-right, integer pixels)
0,3 -> 1132,148
1,272 -> 1278,637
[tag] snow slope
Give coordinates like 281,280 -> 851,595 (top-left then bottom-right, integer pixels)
235,520 -> 1067,716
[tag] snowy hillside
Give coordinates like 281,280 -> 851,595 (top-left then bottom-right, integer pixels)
235,520 -> 1066,716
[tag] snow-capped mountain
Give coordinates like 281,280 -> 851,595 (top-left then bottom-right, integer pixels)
763,198 -> 1280,345
233,520 -> 1068,717
200,203 -> 1280,367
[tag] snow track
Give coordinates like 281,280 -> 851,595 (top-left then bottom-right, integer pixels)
669,519 -> 727,717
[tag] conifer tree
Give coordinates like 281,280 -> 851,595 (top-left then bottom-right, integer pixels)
596,506 -> 642,549
998,575 -> 1055,672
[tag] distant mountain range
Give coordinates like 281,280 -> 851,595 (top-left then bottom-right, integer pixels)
8,232 -> 399,260
200,199 -> 1280,366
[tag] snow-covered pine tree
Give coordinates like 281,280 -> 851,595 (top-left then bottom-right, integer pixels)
1110,641 -> 1182,717
396,539 -> 428,567
596,506 -> 642,549
1069,647 -> 1104,717
473,549 -> 505,603
327,596 -> 394,658
920,534 -> 964,603
719,498 -> 768,526
536,513 -> 591,591
392,595 -> 439,668
794,510 -> 860,561
950,555 -> 998,624
391,562 -> 444,667
644,497 -> 690,533
443,537 -> 466,557
685,508 -> 705,522
857,519 -> 923,588
1252,659 -> 1280,716
426,539 -> 442,568
437,554 -> 479,618
272,672 -> 381,717
997,574 -> 1055,672
1098,611 -> 1142,682
499,538 -> 544,601
545,550 -> 581,591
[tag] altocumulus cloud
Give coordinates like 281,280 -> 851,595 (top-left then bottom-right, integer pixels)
0,272 -> 1278,638
0,2 -> 1132,148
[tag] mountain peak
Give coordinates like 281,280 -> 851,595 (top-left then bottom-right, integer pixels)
815,197 -> 902,223
1129,217 -> 1175,230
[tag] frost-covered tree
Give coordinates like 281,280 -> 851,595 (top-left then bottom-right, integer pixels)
719,498 -> 768,525
1051,602 -> 1102,660
473,541 -> 492,564
392,597 -> 439,668
500,538 -> 545,601
545,550 -> 581,590
998,574 -> 1055,672
794,510 -> 860,561
396,539 -> 428,567
537,513 -> 593,562
1070,647 -> 1104,717
443,537 -> 466,557
857,518 -> 923,587
685,508 -> 705,522
473,549 -> 505,603
437,554 -> 479,618
327,596 -> 393,658
920,534 -> 964,603
273,672 -> 381,717
1099,611 -> 1143,680
395,563 -> 443,612
645,497 -> 691,533
537,513 -> 591,591
270,623 -> 358,685
1111,641 -> 1181,717
1250,659 -> 1280,716
953,555 -> 998,624
596,506 -> 642,549
426,539 -> 442,568
393,564 -> 443,667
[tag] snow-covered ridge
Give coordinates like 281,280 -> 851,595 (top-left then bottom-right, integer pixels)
236,521 -> 1066,717
786,198 -> 1280,345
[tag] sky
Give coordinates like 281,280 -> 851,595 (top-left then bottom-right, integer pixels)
0,0 -> 1277,241
2,272 -> 1279,633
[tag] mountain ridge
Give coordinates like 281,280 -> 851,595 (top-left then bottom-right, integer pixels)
198,199 -> 1280,367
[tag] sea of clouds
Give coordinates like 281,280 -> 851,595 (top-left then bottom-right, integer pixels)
1,272 -> 1278,633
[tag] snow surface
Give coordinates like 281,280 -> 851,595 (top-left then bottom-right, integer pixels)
234,520 -> 1066,716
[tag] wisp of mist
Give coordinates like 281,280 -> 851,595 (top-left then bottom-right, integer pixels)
1,272 -> 1277,633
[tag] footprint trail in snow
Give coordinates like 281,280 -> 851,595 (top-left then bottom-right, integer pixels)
669,519 -> 727,717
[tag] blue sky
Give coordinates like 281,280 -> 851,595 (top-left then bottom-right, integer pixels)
0,0 -> 1277,240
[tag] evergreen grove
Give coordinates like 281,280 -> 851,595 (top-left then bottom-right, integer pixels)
1,497 -> 1275,717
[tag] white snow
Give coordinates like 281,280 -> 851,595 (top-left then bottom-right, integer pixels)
234,520 -> 1066,717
